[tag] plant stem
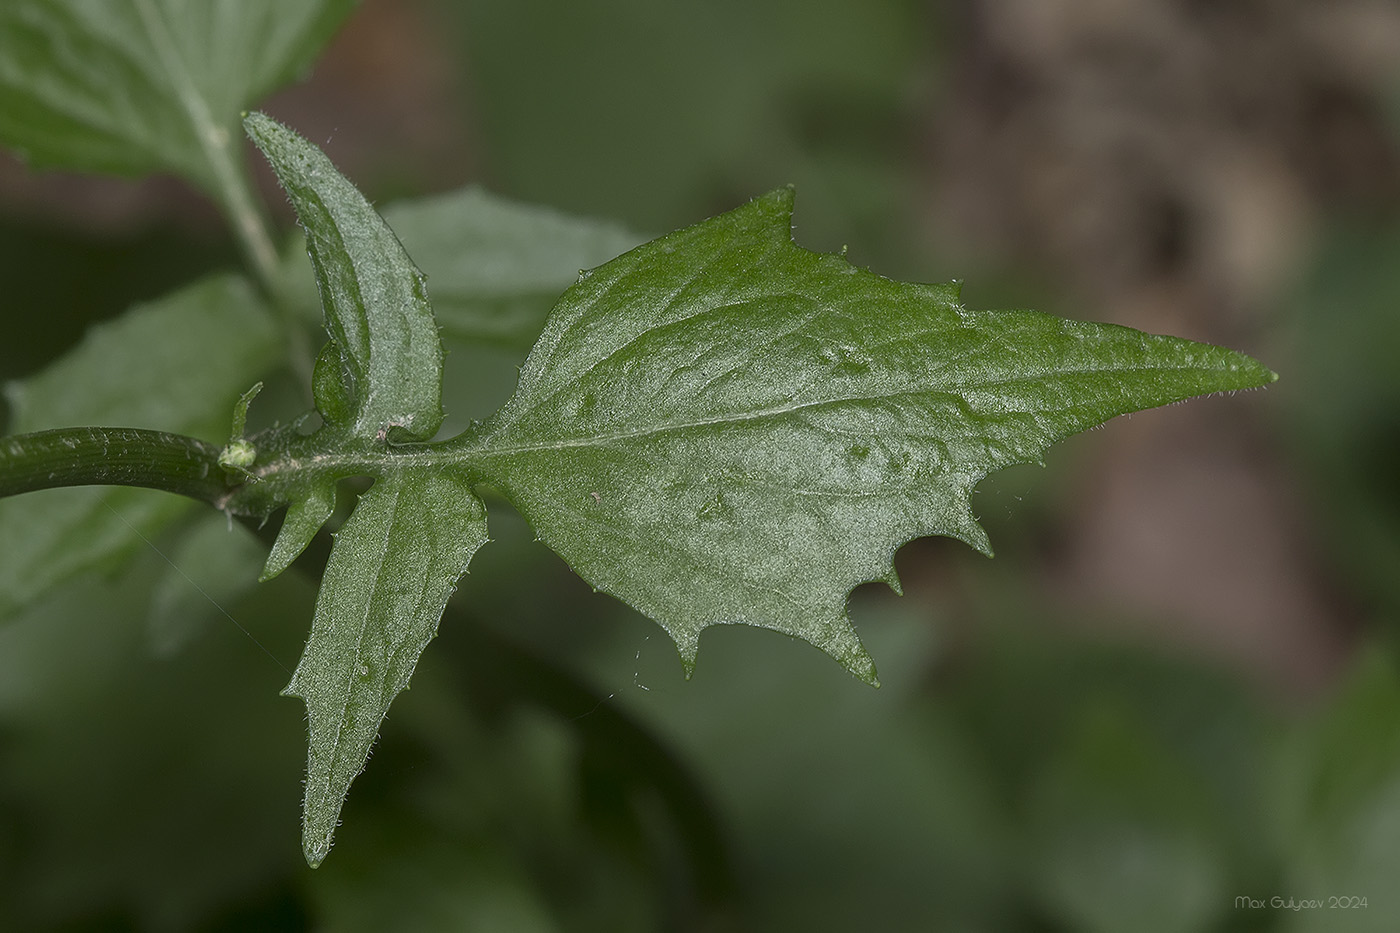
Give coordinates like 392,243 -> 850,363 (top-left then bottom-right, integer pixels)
132,0 -> 280,293
0,427 -> 232,506
213,148 -> 282,296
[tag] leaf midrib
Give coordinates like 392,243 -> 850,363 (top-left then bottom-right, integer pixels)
470,361 -> 1238,459
242,358 -> 1250,501
324,480 -> 399,779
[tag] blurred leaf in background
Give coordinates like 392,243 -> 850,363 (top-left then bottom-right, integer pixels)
0,0 -> 355,186
0,277 -> 280,617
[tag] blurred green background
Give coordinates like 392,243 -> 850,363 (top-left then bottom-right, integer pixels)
2,1 -> 1399,930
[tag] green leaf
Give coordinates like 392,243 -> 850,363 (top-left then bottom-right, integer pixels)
244,112 -> 444,442
0,0 -> 355,190
261,478 -> 336,582
148,511 -> 269,657
217,381 -> 263,476
225,381 -> 262,441
216,128 -> 1274,866
464,188 -> 1277,682
242,118 -> 490,865
278,186 -> 645,348
311,338 -> 354,425
382,187 -> 644,347
0,274 -> 281,618
284,470 -> 487,867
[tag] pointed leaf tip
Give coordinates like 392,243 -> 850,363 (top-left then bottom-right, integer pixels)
244,111 -> 444,443
260,481 -> 337,581
468,189 -> 1274,683
846,650 -> 880,688
286,471 -> 487,865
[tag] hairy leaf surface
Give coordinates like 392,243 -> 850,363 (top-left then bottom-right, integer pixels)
0,0 -> 355,192
261,479 -> 337,582
467,189 -> 1277,682
233,126 -> 1274,864
0,275 -> 280,618
285,470 -> 487,868
244,116 -> 488,866
245,113 -> 444,443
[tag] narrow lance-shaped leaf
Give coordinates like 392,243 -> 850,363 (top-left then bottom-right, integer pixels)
242,117 -> 482,866
244,111 -> 447,581
259,479 -> 336,582
285,471 -> 487,868
244,112 -> 444,444
462,188 -> 1277,683
278,187 -> 645,347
